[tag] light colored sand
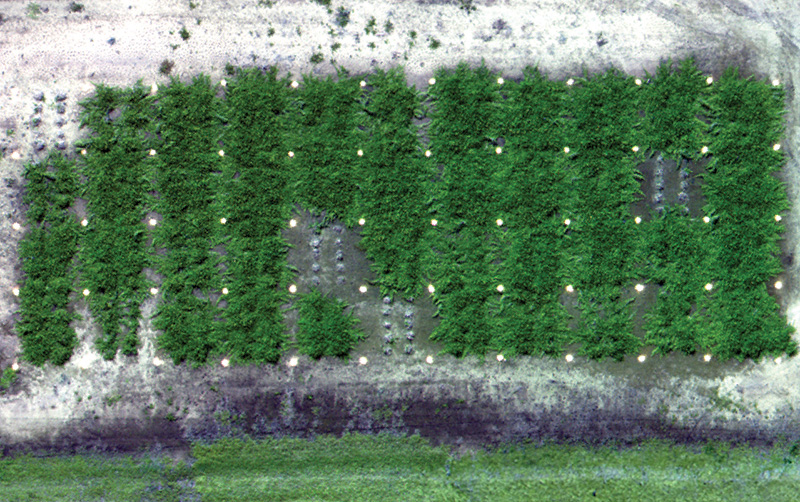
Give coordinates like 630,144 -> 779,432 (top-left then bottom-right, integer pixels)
2,0 -> 800,449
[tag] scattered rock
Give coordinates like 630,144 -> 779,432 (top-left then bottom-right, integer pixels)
310,238 -> 322,248
383,347 -> 392,355
677,191 -> 688,203
404,309 -> 413,318
653,193 -> 663,204
405,297 -> 414,303
383,296 -> 391,305
107,37 -> 116,45
56,103 -> 66,114
55,140 -> 67,150
406,331 -> 415,340
335,263 -> 345,272
335,250 -> 343,261
55,93 -> 68,102
404,319 -> 413,329
33,104 -> 43,114
680,169 -> 690,179
33,91 -> 45,101
335,238 -> 342,246
33,141 -> 46,151
332,225 -> 343,233
382,307 -> 391,316
57,131 -> 65,139
336,275 -> 346,284
680,180 -> 690,191
30,117 -> 41,128
55,118 -> 65,127
311,276 -> 321,286
311,263 -> 321,273
404,345 -> 414,355
384,333 -> 393,343
383,322 -> 391,329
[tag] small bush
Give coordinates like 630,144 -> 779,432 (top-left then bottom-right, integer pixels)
68,2 -> 84,13
331,42 -> 341,52
311,0 -> 331,6
295,289 -> 365,360
365,16 -> 376,35
384,20 -> 394,34
159,59 -> 175,75
179,26 -> 191,41
268,26 -> 275,36
0,367 -> 17,392
429,38 -> 441,49
310,53 -> 324,64
335,6 -> 350,28
27,3 -> 42,19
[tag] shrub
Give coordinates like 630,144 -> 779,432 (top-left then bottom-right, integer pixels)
68,2 -> 84,12
0,367 -> 17,392
335,6 -> 350,28
310,53 -> 324,64
179,26 -> 191,41
159,59 -> 175,76
26,3 -> 42,19
429,38 -> 441,50
295,289 -> 364,360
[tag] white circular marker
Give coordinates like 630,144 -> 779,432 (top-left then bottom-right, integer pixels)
565,354 -> 574,362
357,149 -> 363,157
496,284 -> 505,293
10,362 -> 19,371
706,76 -> 713,84
220,218 -> 227,224
81,219 -> 88,227
426,355 -> 433,364
705,283 -> 713,291
564,147 -> 570,154
150,287 -> 158,295
288,151 -> 294,157
10,151 -> 21,160
497,354 -> 505,361
774,143 -> 781,151
221,358 -> 230,367
632,146 -> 639,152
218,150 -> 225,157
564,219 -> 571,226
359,285 -> 367,293
425,150 -> 431,157
431,219 -> 438,226
12,222 -> 21,231
83,289 -> 90,296
222,287 -> 229,295
429,78 -> 436,85
81,149 -> 87,156
637,354 -> 646,363
289,356 -> 298,367
289,284 -> 297,294
775,281 -> 783,290
358,218 -> 365,226
12,287 -> 20,296
149,218 -> 157,226
703,354 -> 711,362
495,147 -> 502,155
775,357 -> 783,365
775,215 -> 782,222
360,80 -> 367,88
565,285 -> 574,293
635,79 -> 642,86
290,219 -> 297,227
151,83 -> 158,94
497,77 -> 504,85
635,284 -> 645,292
701,146 -> 709,154
291,81 -> 299,88
634,217 -> 642,224
567,78 -> 574,86
220,79 -> 227,87
149,149 -> 156,156
153,357 -> 163,366
359,356 -> 368,365
428,284 -> 435,294
773,79 -> 780,86
703,216 -> 710,223
496,218 -> 503,226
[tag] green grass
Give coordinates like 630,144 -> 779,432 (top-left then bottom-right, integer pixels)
294,288 -> 365,359
6,433 -> 800,501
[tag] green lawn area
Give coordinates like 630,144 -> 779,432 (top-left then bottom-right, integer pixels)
4,434 -> 800,501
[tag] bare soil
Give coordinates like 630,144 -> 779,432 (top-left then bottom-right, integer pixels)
2,0 -> 800,457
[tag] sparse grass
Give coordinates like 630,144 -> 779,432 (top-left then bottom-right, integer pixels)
331,42 -> 341,52
0,367 -> 17,392
384,19 -> 394,34
179,26 -> 191,41
365,16 -> 377,35
429,37 -> 441,49
26,2 -> 42,19
189,1 -> 197,8
367,42 -> 375,49
310,52 -> 324,64
68,1 -> 84,13
159,59 -> 175,75
458,0 -> 476,14
267,26 -> 275,36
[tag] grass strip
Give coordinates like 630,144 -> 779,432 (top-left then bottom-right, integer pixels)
76,82 -> 155,359
15,152 -> 81,366
150,75 -> 224,367
217,66 -> 292,364
293,288 -> 365,359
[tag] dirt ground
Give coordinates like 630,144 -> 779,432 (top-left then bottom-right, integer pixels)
2,0 -> 800,456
